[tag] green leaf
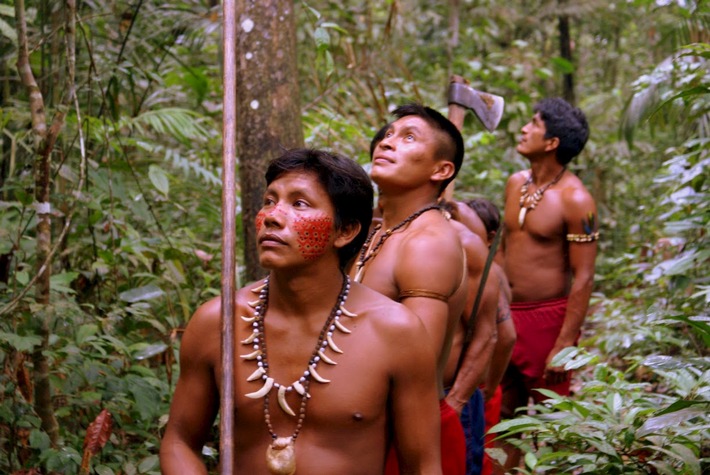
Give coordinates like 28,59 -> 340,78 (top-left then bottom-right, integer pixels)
489,416 -> 542,433
76,324 -> 99,345
0,17 -> 16,45
524,451 -> 538,469
148,165 -> 170,196
654,399 -> 710,417
638,407 -> 708,436
669,443 -> 701,474
29,429 -> 51,450
0,331 -> 42,352
132,342 -> 168,361
119,284 -> 165,303
0,4 -> 15,16
320,22 -> 348,35
95,465 -> 116,475
550,346 -> 579,366
138,454 -> 159,473
50,271 -> 79,294
314,26 -> 330,51
551,56 -> 575,74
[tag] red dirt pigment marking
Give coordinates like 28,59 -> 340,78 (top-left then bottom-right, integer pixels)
294,215 -> 333,260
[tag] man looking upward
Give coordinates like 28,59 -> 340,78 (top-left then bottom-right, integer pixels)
161,149 -> 442,474
498,98 -> 598,472
353,104 -> 469,474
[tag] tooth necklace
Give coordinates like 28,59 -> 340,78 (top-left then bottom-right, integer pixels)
518,167 -> 566,228
241,274 -> 357,475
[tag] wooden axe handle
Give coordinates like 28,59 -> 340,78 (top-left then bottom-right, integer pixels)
443,75 -> 469,201
448,74 -> 470,132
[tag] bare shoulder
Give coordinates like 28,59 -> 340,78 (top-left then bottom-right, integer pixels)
506,169 -> 529,189
450,220 -> 487,272
559,177 -> 597,234
400,213 -> 461,259
560,179 -> 596,214
184,296 -> 221,336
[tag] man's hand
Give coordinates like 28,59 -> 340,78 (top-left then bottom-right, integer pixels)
543,346 -> 571,385
444,394 -> 467,417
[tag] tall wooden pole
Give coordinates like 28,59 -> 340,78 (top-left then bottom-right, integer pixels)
220,0 -> 238,472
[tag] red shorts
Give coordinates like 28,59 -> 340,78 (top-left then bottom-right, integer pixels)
481,385 -> 502,475
384,399 -> 465,475
502,297 -> 572,411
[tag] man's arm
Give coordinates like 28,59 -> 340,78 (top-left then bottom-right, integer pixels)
394,228 -> 464,359
160,298 -> 221,474
445,235 -> 498,414
545,189 -> 598,383
388,307 -> 443,475
483,287 -> 516,401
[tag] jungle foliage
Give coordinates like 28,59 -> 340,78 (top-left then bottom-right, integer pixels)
0,0 -> 707,473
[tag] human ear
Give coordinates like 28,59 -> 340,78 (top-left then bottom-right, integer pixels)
545,136 -> 560,153
431,161 -> 455,184
334,221 -> 362,250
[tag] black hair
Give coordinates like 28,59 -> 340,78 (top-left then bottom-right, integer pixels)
370,103 -> 465,193
465,198 -> 501,236
265,148 -> 374,268
534,98 -> 589,165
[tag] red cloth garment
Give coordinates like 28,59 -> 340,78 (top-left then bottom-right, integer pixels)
384,399 -> 466,475
507,297 -> 572,401
481,385 -> 502,475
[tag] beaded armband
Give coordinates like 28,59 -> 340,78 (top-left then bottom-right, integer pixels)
566,231 -> 600,243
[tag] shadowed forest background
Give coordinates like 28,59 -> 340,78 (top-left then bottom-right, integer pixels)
0,0 -> 708,473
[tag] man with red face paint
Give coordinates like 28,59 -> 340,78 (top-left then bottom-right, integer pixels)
161,149 -> 442,474
354,104 -> 468,475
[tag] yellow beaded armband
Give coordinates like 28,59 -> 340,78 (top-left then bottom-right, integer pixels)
566,232 -> 600,243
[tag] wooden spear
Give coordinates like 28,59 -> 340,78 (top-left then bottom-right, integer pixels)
220,0 -> 238,472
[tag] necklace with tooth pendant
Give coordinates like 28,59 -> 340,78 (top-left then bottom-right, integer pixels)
518,167 -> 566,228
240,274 -> 357,474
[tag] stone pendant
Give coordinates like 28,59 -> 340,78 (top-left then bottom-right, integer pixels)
265,436 -> 296,475
518,207 -> 528,228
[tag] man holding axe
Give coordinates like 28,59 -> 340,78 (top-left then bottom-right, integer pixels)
442,77 -> 507,475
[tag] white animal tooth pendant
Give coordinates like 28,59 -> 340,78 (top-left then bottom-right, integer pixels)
518,206 -> 528,228
266,436 -> 296,475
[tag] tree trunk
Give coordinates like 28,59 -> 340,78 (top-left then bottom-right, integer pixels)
447,0 -> 460,80
15,0 -> 60,446
235,0 -> 304,282
558,5 -> 575,105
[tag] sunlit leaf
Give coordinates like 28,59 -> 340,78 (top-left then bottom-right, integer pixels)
119,284 -> 165,303
637,407 -> 707,436
148,165 -> 170,196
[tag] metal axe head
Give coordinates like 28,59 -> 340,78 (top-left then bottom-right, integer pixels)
448,82 -> 504,132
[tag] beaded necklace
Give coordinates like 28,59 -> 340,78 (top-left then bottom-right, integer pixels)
518,167 -> 566,228
353,204 -> 440,282
241,274 -> 357,475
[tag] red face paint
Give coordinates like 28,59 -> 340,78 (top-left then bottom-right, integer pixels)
255,210 -> 266,235
293,214 -> 333,260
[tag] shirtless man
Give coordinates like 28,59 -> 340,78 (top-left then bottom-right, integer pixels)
439,199 -> 499,475
457,199 -> 516,475
499,98 -> 597,471
160,149 -> 442,474
354,104 -> 468,474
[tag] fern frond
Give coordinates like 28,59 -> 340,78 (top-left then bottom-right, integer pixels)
127,108 -> 212,143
